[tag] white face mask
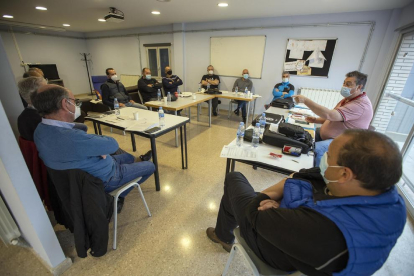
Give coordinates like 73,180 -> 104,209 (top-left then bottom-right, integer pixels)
208,70 -> 214,75
283,78 -> 289,83
111,75 -> 119,81
319,152 -> 344,184
67,100 -> 81,120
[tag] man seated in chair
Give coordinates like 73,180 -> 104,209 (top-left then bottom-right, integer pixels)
101,68 -> 147,110
31,85 -> 155,213
207,129 -> 406,276
232,69 -> 253,123
138,67 -> 163,103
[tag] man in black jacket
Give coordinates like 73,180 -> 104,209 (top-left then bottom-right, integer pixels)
138,68 -> 163,103
101,68 -> 147,110
201,65 -> 221,116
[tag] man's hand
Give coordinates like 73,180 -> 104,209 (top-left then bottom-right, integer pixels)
130,100 -> 135,104
306,116 -> 316,123
147,84 -> 153,87
275,89 -> 280,92
258,199 -> 280,211
292,95 -> 308,104
101,155 -> 107,159
119,103 -> 125,107
169,82 -> 173,84
282,92 -> 288,96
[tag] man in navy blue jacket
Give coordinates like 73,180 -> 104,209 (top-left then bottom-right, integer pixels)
32,84 -> 155,212
207,129 -> 406,276
162,66 -> 183,95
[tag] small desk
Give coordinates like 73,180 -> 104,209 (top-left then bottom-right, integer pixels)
86,107 -> 189,191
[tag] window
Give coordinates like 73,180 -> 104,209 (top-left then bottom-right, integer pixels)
372,30 -> 414,217
145,45 -> 171,79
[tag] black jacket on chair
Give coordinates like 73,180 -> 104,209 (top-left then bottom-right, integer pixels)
46,168 -> 114,258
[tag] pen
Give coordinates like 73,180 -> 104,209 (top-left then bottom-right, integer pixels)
291,160 -> 299,163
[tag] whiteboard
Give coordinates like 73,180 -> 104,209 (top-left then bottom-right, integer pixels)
210,36 -> 266,79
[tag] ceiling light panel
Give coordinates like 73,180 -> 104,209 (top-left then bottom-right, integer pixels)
63,24 -> 70,27
218,3 -> 229,7
35,6 -> 48,11
3,15 -> 13,18
98,19 -> 106,22
152,11 -> 161,15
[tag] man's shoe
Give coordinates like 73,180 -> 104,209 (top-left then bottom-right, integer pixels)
117,197 -> 125,214
234,109 -> 240,116
242,117 -> 247,124
213,112 -> 218,116
140,150 -> 152,161
218,100 -> 222,104
264,104 -> 270,109
206,227 -> 233,253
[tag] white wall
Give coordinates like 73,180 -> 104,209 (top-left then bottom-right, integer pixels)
0,30 -> 91,95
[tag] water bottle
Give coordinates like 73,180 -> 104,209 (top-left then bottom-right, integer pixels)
177,87 -> 181,97
157,89 -> 162,102
198,82 -> 201,92
259,113 -> 266,135
236,122 -> 245,147
167,92 -> 172,105
252,123 -> 260,148
235,86 -> 238,93
158,107 -> 165,128
244,87 -> 248,98
207,82 -> 211,90
114,98 -> 120,115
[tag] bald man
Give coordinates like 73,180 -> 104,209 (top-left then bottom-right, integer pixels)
31,85 -> 155,212
232,69 -> 253,123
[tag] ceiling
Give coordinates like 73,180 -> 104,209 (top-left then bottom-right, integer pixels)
0,0 -> 412,33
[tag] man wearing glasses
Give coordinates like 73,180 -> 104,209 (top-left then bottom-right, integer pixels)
31,85 -> 155,213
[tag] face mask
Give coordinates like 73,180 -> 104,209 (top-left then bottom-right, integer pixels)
340,86 -> 352,98
208,70 -> 214,75
146,75 -> 152,80
111,75 -> 118,81
319,152 -> 343,184
283,78 -> 289,83
67,100 -> 81,120
167,70 -> 172,75
243,74 -> 249,79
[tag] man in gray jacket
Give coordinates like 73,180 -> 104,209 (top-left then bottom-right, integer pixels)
101,68 -> 147,110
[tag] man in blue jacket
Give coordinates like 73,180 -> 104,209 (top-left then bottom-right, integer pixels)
32,85 -> 155,213
265,71 -> 295,109
207,129 -> 406,276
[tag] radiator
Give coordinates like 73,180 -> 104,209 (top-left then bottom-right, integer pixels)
0,194 -> 21,245
298,88 -> 342,110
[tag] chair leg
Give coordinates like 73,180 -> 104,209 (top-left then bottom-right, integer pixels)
228,101 -> 232,119
137,184 -> 152,217
123,130 -> 126,136
222,245 -> 237,276
110,127 -> 113,133
112,194 -> 119,250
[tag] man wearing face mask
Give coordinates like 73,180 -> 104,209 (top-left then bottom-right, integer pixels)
162,66 -> 183,95
32,85 -> 155,213
207,129 -> 405,276
292,71 -> 373,167
265,72 -> 295,109
232,69 -> 253,123
201,65 -> 221,116
101,68 -> 147,110
138,67 -> 163,103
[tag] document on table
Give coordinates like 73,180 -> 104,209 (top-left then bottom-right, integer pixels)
220,145 -> 257,160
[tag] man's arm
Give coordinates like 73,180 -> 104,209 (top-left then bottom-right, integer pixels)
210,75 -> 220,86
273,88 -> 283,98
153,80 -> 163,89
138,79 -> 156,94
75,132 -> 119,157
162,78 -> 176,89
306,116 -> 326,124
247,81 -> 253,92
232,80 -> 238,92
293,95 -> 343,121
174,77 -> 183,86
283,84 -> 294,98
101,84 -> 114,109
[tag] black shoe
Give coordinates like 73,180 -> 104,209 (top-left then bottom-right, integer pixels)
218,100 -> 222,104
213,112 -> 218,116
234,109 -> 240,116
117,197 -> 125,214
140,150 -> 152,161
242,117 -> 246,124
206,227 -> 233,253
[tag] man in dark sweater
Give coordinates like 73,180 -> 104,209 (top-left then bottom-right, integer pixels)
138,68 -> 163,103
201,65 -> 221,116
31,85 -> 155,212
162,66 -> 183,94
207,129 -> 406,276
101,68 -> 147,110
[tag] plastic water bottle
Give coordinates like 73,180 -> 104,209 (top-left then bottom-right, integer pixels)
157,89 -> 162,102
236,122 -> 245,147
235,86 -> 238,93
167,92 -> 172,105
259,113 -> 266,135
207,82 -> 211,90
159,107 -> 165,128
114,98 -> 120,115
177,87 -> 181,97
198,82 -> 201,92
252,123 -> 260,148
244,87 -> 248,98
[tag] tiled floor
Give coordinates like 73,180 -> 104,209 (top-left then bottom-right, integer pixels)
1,107 -> 414,276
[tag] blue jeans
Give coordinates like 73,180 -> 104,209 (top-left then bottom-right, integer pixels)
236,101 -> 247,118
125,102 -> 148,110
314,139 -> 333,167
104,153 -> 155,197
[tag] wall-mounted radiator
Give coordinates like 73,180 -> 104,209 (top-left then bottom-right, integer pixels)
298,88 -> 342,110
0,194 -> 21,246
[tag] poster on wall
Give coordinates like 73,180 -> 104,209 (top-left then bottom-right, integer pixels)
284,38 -> 337,77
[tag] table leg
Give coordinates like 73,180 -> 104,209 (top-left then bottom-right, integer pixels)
93,122 -> 98,134
208,99 -> 212,127
98,123 -> 102,135
246,101 -> 251,125
174,110 -> 179,148
225,158 -> 231,175
150,137 -> 160,191
130,132 -> 136,152
253,98 -> 257,123
180,125 -> 188,169
197,104 -> 200,121
230,159 -> 236,172
188,107 -> 191,123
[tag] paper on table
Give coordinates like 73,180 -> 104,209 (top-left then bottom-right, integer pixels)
289,48 -> 304,59
126,119 -> 159,132
220,145 -> 257,160
286,114 -> 315,130
284,61 -> 298,71
289,108 -> 315,116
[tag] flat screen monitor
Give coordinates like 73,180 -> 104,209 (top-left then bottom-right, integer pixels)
28,64 -> 60,80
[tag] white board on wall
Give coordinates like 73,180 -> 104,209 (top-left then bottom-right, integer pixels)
210,36 -> 266,79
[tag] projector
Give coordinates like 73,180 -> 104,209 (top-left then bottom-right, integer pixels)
104,7 -> 124,23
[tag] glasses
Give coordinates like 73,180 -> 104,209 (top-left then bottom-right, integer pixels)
66,98 -> 82,107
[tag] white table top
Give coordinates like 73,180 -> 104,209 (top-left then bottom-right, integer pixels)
87,107 -> 189,134
145,94 -> 215,110
196,91 -> 261,101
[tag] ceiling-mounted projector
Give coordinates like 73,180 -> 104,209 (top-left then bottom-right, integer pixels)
104,7 -> 124,23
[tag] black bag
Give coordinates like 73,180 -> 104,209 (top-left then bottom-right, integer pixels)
244,129 -> 263,143
270,97 -> 295,109
262,128 -> 312,154
278,123 -> 305,139
252,113 -> 284,126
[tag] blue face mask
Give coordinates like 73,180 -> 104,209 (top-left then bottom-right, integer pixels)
340,86 -> 352,98
146,75 -> 152,80
243,74 -> 249,79
319,152 -> 343,184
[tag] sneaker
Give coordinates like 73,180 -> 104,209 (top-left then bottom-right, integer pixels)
218,100 -> 222,104
117,197 -> 125,214
206,227 -> 233,253
234,109 -> 240,116
140,150 -> 152,161
213,112 -> 218,116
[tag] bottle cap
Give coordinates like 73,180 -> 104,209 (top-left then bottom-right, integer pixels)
256,123 -> 260,127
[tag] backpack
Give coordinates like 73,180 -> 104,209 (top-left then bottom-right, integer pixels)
270,97 -> 295,109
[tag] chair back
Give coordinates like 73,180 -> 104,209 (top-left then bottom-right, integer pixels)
137,90 -> 144,104
92,75 -> 108,96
